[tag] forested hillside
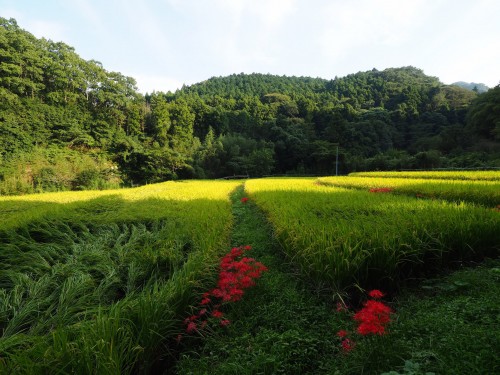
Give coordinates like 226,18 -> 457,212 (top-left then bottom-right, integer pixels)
1,17 -> 499,194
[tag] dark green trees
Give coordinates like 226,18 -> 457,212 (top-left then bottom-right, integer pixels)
1,17 -> 498,195
466,85 -> 500,140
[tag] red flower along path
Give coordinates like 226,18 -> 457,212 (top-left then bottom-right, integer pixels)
181,245 -> 267,336
369,187 -> 394,193
337,289 -> 393,353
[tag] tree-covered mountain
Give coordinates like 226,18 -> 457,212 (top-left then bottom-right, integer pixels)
452,81 -> 490,93
1,17 -> 499,194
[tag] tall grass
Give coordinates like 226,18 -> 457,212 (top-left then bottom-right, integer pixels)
0,180 -> 241,373
318,176 -> 500,207
245,178 -> 500,291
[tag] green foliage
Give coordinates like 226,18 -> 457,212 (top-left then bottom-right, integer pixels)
466,85 -> 500,140
1,16 -> 499,194
340,259 -> 500,375
0,146 -> 121,194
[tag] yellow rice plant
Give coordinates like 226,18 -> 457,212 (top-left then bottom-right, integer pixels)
245,178 -> 500,290
317,176 -> 500,207
349,170 -> 500,181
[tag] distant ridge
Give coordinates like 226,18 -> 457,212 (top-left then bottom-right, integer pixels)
452,81 -> 489,93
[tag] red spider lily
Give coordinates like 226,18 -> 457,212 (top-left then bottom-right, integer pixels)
354,300 -> 393,336
336,289 -> 393,353
337,329 -> 349,338
341,338 -> 355,353
212,310 -> 224,318
186,322 -> 197,333
369,187 -> 394,193
336,302 -> 348,312
367,289 -> 385,299
181,245 -> 267,337
241,197 -> 249,203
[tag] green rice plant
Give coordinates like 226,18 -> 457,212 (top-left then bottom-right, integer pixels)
317,176 -> 500,207
349,170 -> 500,181
0,180 -> 241,373
245,178 -> 500,291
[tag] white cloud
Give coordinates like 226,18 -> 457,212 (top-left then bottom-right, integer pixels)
72,0 -> 102,26
247,0 -> 297,27
133,73 -> 185,93
27,20 -> 67,41
120,1 -> 171,55
0,7 -> 66,41
318,0 -> 430,61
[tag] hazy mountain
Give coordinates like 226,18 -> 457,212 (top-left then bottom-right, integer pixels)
452,81 -> 489,93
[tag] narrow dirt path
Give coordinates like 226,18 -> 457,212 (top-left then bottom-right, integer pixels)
175,184 -> 345,374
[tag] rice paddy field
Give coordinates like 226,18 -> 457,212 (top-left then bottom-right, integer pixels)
1,172 -> 499,374
349,170 -> 500,181
318,171 -> 500,207
0,180 -> 241,373
245,176 -> 499,290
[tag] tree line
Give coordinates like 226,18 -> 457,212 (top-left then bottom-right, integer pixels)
0,17 -> 499,194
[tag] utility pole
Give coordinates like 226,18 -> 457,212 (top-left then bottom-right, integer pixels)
333,143 -> 339,176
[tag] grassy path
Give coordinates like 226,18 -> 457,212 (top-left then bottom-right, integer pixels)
174,184 -> 500,375
175,185 -> 345,374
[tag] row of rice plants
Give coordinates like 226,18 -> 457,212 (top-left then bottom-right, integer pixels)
317,176 -> 500,207
0,180 -> 241,374
349,170 -> 500,181
245,178 -> 500,291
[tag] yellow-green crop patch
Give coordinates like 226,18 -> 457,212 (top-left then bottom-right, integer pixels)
317,176 -> 500,207
245,178 -> 500,290
349,170 -> 500,181
0,180 -> 241,373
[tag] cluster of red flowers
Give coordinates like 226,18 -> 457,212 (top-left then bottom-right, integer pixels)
368,187 -> 394,193
181,245 -> 267,337
336,289 -> 393,353
241,197 -> 249,203
354,293 -> 392,335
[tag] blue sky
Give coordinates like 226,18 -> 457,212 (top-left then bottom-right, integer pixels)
2,0 -> 499,93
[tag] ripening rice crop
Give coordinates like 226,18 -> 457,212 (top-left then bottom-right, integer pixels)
348,170 -> 500,181
0,180 -> 240,373
317,176 -> 500,207
245,178 -> 500,290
